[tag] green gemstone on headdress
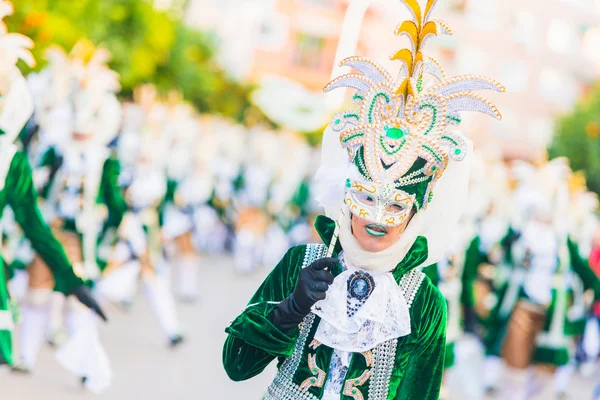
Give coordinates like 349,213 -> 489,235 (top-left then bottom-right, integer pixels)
431,165 -> 437,171
335,119 -> 341,124
345,178 -> 351,188
386,127 -> 407,140
455,149 -> 461,155
0,128 -> 5,135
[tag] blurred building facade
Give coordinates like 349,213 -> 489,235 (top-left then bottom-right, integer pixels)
432,0 -> 600,157
186,0 -> 600,156
185,0 -> 364,91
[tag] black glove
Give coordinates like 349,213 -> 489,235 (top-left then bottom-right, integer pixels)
270,257 -> 337,333
71,286 -> 108,322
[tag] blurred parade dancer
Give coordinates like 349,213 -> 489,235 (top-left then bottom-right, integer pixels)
462,156 -> 514,394
485,158 -> 600,399
99,93 -> 184,347
563,174 -> 600,383
0,3 -> 106,380
162,101 -> 209,303
223,0 -> 505,398
264,131 -> 314,266
231,126 -> 275,273
17,41 -> 123,392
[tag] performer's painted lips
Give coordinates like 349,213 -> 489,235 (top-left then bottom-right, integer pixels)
365,224 -> 387,237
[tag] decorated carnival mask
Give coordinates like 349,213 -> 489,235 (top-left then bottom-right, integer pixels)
345,167 -> 415,227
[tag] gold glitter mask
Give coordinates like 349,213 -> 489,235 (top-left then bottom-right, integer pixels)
345,177 -> 416,228
325,0 -> 504,211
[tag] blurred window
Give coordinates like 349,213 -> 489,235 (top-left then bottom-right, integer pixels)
538,68 -> 578,109
467,0 -> 497,31
538,68 -> 563,101
558,0 -> 597,8
547,19 -> 578,54
583,27 -> 600,65
457,47 -> 487,75
293,34 -> 326,69
301,0 -> 333,7
256,14 -> 288,52
512,11 -> 537,50
500,60 -> 529,93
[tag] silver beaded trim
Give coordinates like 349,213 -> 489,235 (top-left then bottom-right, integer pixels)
367,338 -> 398,400
264,313 -> 317,399
302,244 -> 328,269
365,270 -> 423,400
399,269 -> 425,308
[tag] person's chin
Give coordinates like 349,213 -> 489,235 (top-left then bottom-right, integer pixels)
359,236 -> 386,253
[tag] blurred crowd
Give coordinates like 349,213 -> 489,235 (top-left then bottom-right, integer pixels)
2,37 -> 327,391
427,152 -> 600,399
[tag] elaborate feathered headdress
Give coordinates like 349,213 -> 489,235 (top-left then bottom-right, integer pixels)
325,0 -> 504,211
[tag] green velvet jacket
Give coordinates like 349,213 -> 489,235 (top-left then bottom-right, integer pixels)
223,216 -> 447,400
38,147 -> 128,271
532,238 -> 600,366
0,151 -> 85,366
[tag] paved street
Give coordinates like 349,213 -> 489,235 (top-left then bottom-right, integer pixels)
2,255 -> 599,399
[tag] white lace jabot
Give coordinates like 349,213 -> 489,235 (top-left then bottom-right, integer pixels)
311,253 -> 412,353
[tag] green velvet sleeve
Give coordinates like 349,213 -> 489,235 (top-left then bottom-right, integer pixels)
223,245 -> 306,382
100,157 -> 128,229
394,279 -> 447,400
568,238 -> 600,299
461,237 -> 483,307
6,152 -> 84,294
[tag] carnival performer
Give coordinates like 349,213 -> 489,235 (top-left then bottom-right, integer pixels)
222,1 -> 504,398
98,96 -> 184,347
264,131 -> 314,266
496,158 -> 600,399
15,41 -> 124,393
227,125 -> 271,274
0,1 -> 105,370
162,98 -> 207,302
461,155 -> 514,394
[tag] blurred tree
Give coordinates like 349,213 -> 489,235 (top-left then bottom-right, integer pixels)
6,0 -> 257,122
549,85 -> 600,195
